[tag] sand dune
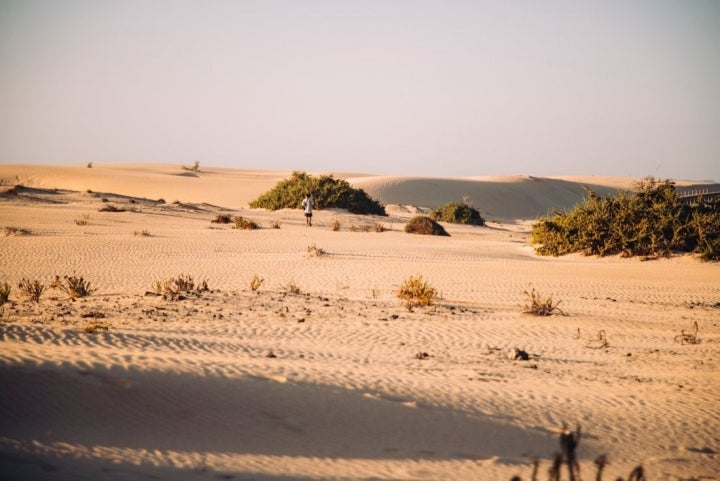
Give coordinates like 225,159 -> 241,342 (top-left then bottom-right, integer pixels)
0,164 -> 718,481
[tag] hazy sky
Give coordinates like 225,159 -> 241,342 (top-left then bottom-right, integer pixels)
1,0 -> 718,180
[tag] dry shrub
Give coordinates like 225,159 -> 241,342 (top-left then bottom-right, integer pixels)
133,230 -> 151,236
675,321 -> 699,344
374,222 -> 389,232
74,213 -> 90,226
99,204 -> 126,213
404,216 -> 450,236
331,219 -> 341,231
271,220 -> 281,229
3,226 -> 30,236
284,281 -> 301,295
397,275 -> 437,309
18,279 -> 44,302
153,274 -> 209,300
307,244 -> 326,257
523,288 -> 564,316
250,274 -> 264,292
84,320 -> 111,333
51,274 -> 97,299
0,282 -> 11,306
211,214 -> 233,224
233,216 -> 259,230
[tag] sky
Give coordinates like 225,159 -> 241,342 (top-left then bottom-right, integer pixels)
1,0 -> 719,181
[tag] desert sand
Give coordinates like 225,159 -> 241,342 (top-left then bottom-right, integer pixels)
0,163 -> 718,481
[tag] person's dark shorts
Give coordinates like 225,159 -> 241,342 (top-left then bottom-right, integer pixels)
305,213 -> 312,217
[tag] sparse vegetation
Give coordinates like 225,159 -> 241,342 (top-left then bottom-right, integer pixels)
430,201 -> 485,226
133,230 -> 151,236
374,222 -> 388,232
153,274 -> 209,300
404,216 -> 450,236
3,226 -> 30,236
674,321 -> 699,344
306,244 -> 326,257
99,204 -> 126,213
87,162 -> 93,168
283,281 -> 301,295
0,282 -> 11,306
182,160 -> 201,172
250,274 -> 264,292
18,278 -> 44,302
74,213 -> 90,226
250,171 -> 386,215
233,216 -> 260,230
397,275 -> 437,309
211,214 -> 233,224
271,220 -> 281,229
50,274 -> 97,299
83,320 -> 111,333
531,178 -> 720,260
523,288 -> 564,316
331,219 -> 341,231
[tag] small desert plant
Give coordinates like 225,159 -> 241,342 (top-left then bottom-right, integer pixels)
374,222 -> 388,232
250,274 -> 264,292
284,281 -> 301,295
50,274 -> 97,299
3,226 -> 30,236
404,216 -> 450,236
674,320 -> 699,344
233,216 -> 260,230
83,320 -> 111,333
307,244 -> 326,257
271,220 -> 281,229
430,201 -> 485,226
99,204 -> 126,212
0,282 -> 11,306
86,162 -> 93,168
211,214 -> 233,224
74,213 -> 90,225
331,219 -> 341,231
18,278 -> 44,302
584,329 -> 609,349
153,274 -> 208,300
133,230 -> 151,236
523,288 -> 564,316
397,275 -> 437,309
182,160 -> 201,172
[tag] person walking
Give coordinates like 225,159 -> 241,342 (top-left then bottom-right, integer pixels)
302,193 -> 314,226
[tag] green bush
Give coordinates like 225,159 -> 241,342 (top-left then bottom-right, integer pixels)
249,171 -> 386,216
531,178 -> 720,260
404,216 -> 450,236
430,201 -> 485,226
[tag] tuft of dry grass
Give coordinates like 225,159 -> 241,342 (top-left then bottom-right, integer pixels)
153,274 -> 209,300
374,222 -> 389,232
3,226 -> 31,236
331,219 -> 341,231
674,321 -> 700,344
250,274 -> 264,292
83,320 -> 111,333
0,282 -> 11,306
50,274 -> 97,300
233,216 -> 260,230
397,275 -> 437,310
284,281 -> 301,295
18,278 -> 44,302
306,244 -> 326,257
270,220 -> 281,229
98,204 -> 126,213
74,213 -> 90,226
211,214 -> 233,224
523,288 -> 564,316
133,230 -> 151,236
